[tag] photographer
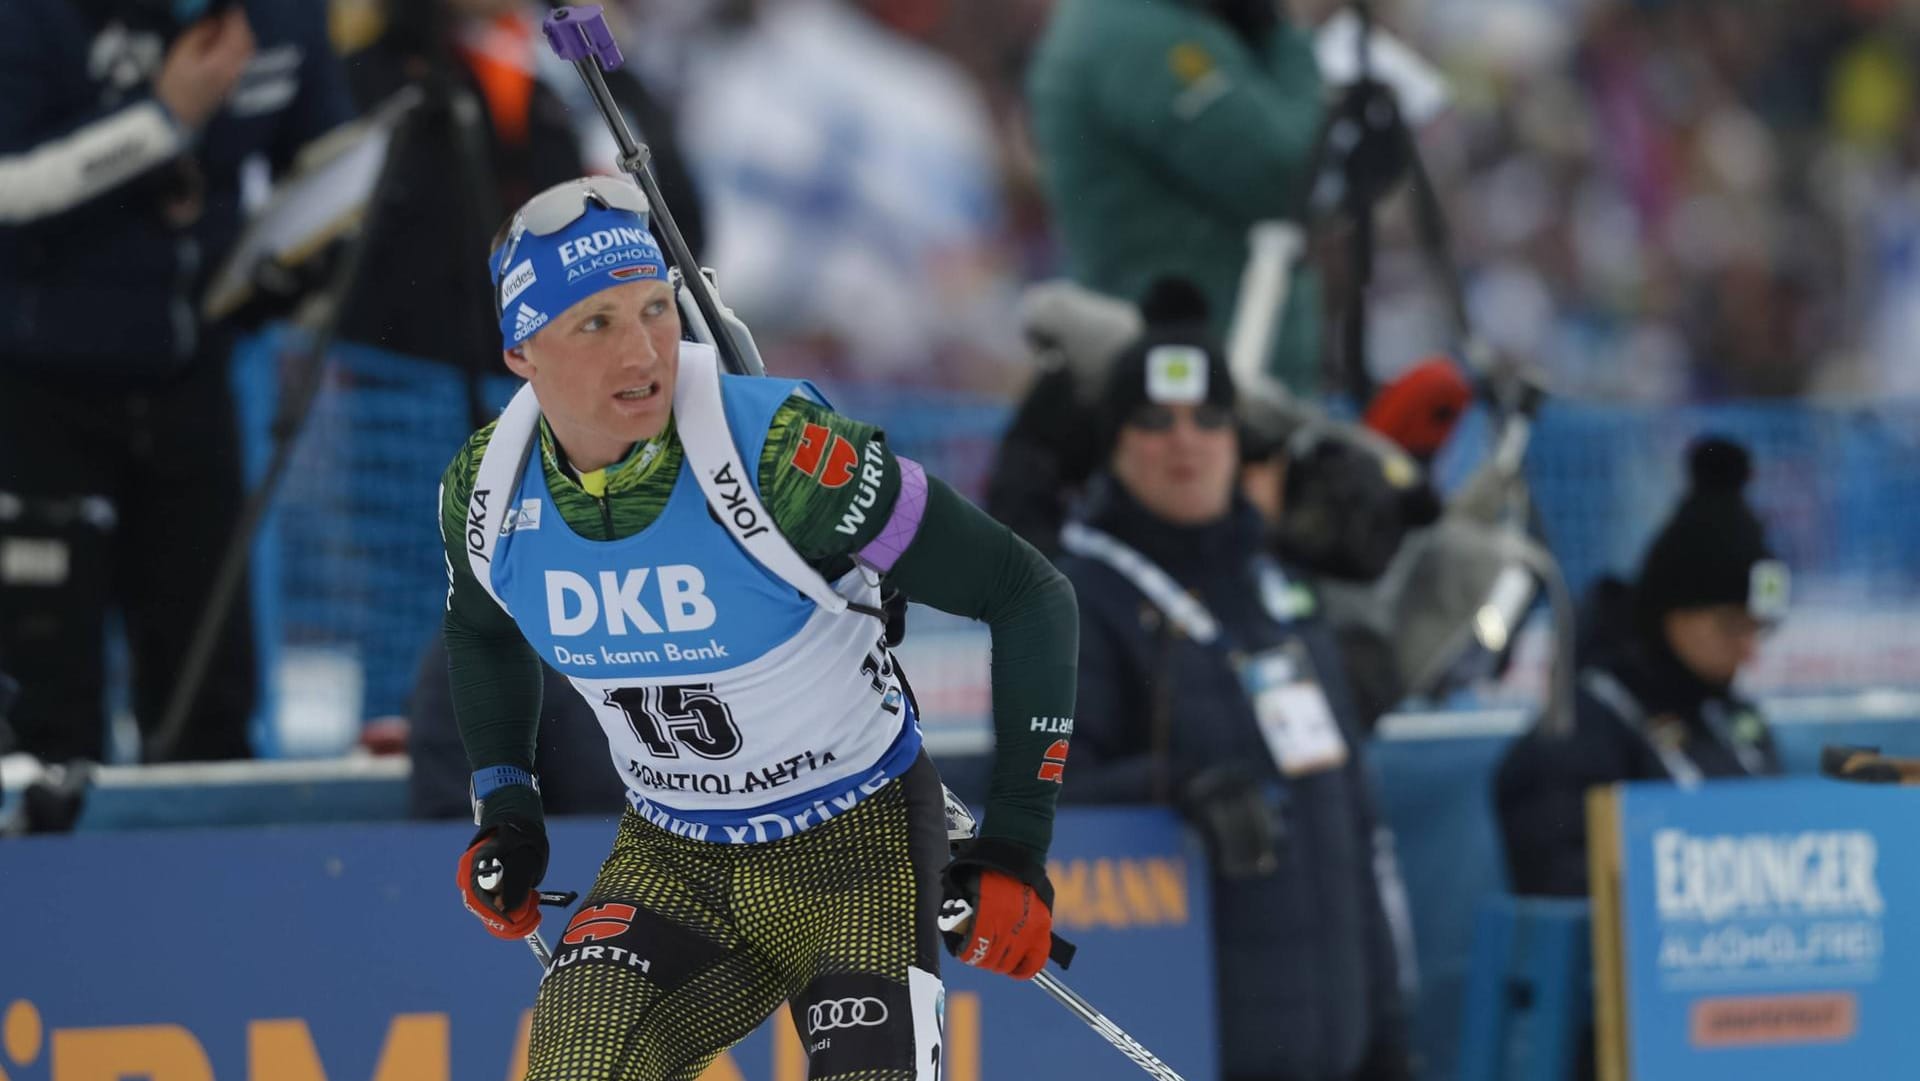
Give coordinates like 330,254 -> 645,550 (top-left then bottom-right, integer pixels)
0,0 -> 352,765
1057,280 -> 1412,1081
1027,0 -> 1328,395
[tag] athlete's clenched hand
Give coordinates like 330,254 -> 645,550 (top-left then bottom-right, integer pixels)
938,838 -> 1055,980
456,816 -> 549,939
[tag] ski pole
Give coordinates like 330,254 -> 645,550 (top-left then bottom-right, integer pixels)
540,5 -> 764,377
1031,968 -> 1190,1081
937,893 -> 1172,1079
943,790 -> 1180,1080
523,889 -> 578,970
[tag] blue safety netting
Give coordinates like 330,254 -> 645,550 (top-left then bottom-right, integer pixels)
233,329 -> 1920,736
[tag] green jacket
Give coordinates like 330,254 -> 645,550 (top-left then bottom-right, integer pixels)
1028,0 -> 1326,393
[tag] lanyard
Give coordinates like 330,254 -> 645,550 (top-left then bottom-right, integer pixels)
1059,522 -> 1306,645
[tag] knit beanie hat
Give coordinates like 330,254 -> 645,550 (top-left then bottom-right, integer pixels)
1634,436 -> 1791,627
1099,279 -> 1236,456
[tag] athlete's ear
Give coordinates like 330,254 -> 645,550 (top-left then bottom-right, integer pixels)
503,345 -> 534,379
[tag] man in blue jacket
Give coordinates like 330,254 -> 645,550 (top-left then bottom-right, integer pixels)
0,0 -> 353,764
1057,279 -> 1412,1081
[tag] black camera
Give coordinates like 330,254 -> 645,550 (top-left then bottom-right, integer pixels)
1269,430 -> 1440,584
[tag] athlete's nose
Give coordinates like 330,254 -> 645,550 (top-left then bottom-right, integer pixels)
621,321 -> 660,371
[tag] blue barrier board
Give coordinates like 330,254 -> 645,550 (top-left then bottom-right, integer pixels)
0,807 -> 1214,1081
1615,777 -> 1920,1078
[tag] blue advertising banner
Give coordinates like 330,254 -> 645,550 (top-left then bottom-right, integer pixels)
1613,778 -> 1920,1078
0,808 -> 1214,1081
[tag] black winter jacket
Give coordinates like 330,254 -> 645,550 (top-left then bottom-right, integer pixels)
0,0 -> 352,381
1495,635 -> 1782,898
335,18 -> 705,378
1057,478 -> 1410,1081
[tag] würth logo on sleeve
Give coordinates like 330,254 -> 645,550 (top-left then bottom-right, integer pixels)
1038,739 -> 1069,784
788,423 -> 860,488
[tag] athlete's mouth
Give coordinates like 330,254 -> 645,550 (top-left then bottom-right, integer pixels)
614,382 -> 659,401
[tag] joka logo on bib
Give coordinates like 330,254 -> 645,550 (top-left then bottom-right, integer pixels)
546,567 -> 716,636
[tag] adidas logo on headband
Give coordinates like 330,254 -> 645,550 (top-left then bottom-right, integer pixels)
514,302 -> 549,341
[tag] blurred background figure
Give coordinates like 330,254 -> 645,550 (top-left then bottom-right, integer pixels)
671,0 -> 1022,388
403,634 -> 624,820
1057,279 -> 1415,1081
325,0 -> 708,768
1495,436 -> 1787,899
334,0 -> 704,416
1026,0 -> 1329,395
983,280 -> 1144,553
0,0 -> 352,766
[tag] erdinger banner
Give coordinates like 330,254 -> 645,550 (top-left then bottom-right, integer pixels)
0,808 -> 1214,1081
1596,778 -> 1920,1079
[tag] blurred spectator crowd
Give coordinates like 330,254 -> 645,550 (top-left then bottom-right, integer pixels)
6,8 -> 1911,1076
1407,0 -> 1920,401
372,0 -> 1918,402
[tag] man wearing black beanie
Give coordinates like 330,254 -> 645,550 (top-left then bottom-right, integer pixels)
1495,436 -> 1789,899
1057,278 -> 1416,1081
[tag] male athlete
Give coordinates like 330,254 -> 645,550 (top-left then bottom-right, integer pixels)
439,175 -> 1078,1081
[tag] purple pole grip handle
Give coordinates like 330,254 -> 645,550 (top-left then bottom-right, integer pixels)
542,5 -> 626,70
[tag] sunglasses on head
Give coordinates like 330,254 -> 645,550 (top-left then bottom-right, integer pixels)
492,176 -> 653,315
1125,402 -> 1235,433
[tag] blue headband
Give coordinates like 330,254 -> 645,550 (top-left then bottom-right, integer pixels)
491,203 -> 670,346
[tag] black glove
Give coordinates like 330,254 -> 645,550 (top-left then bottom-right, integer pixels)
882,588 -> 909,647
1179,763 -> 1285,880
456,816 -> 549,939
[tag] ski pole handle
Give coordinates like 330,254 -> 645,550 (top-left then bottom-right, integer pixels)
541,4 -> 621,67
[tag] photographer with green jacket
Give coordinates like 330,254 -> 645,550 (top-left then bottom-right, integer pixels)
1027,0 -> 1327,395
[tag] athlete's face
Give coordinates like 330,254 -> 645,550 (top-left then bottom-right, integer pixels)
505,280 -> 680,471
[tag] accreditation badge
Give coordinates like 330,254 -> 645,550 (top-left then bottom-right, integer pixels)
1239,640 -> 1348,777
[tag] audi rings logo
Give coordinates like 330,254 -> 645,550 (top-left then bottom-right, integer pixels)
807,997 -> 889,1033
